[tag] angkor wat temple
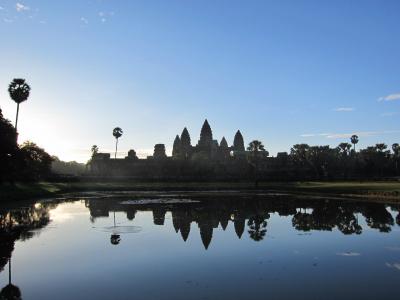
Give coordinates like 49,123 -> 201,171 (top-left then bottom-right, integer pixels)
90,119 -> 288,179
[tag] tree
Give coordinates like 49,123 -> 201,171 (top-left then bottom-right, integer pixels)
337,143 -> 352,156
112,127 -> 123,159
247,140 -> 268,187
350,135 -> 359,152
8,79 -> 31,134
392,143 -> 399,174
0,108 -> 18,182
19,141 -> 53,180
91,145 -> 99,157
337,143 -> 352,178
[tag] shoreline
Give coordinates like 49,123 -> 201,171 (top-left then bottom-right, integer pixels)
1,180 -> 399,203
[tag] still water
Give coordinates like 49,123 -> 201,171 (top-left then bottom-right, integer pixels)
1,191 -> 400,299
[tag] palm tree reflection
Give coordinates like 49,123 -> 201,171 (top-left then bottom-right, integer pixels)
110,211 -> 121,245
0,258 -> 21,300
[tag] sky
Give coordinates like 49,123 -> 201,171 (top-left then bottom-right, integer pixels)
0,0 -> 399,162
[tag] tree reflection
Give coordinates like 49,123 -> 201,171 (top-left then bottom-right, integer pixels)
0,257 -> 21,300
247,214 -> 269,241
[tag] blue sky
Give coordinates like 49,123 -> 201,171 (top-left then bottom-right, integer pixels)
0,0 -> 399,162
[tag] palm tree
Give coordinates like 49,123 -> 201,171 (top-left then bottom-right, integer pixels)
112,127 -> 123,159
91,145 -> 99,157
392,143 -> 400,174
350,135 -> 359,152
392,143 -> 399,155
8,79 -> 31,135
338,142 -> 352,156
247,140 -> 268,187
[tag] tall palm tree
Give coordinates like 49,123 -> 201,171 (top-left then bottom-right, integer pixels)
391,143 -> 399,175
247,140 -> 268,187
91,145 -> 99,157
8,79 -> 31,134
350,135 -> 359,152
112,127 -> 123,159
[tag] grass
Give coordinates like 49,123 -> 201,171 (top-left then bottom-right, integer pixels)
0,180 -> 399,202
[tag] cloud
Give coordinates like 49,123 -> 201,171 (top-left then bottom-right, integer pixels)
380,112 -> 397,117
300,133 -> 329,137
385,262 -> 400,271
16,3 -> 29,12
326,131 -> 378,139
80,17 -> 89,24
300,130 -> 400,139
336,252 -> 360,257
334,107 -> 354,112
3,18 -> 13,23
378,93 -> 400,102
0,6 -> 4,10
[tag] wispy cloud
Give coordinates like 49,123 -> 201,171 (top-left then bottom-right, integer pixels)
386,262 -> 400,271
380,112 -> 397,117
334,107 -> 354,112
300,133 -> 329,138
378,93 -> 400,102
336,252 -> 360,257
3,18 -> 13,23
301,130 -> 400,139
0,6 -> 4,10
16,3 -> 29,12
80,17 -> 89,24
98,11 -> 114,23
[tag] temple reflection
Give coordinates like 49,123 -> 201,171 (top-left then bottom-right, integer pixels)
0,195 -> 399,255
84,195 -> 400,250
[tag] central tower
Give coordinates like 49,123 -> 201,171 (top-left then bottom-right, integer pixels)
198,119 -> 213,148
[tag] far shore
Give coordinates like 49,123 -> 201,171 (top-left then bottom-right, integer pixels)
1,180 -> 399,203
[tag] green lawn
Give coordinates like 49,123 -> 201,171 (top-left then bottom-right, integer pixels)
0,180 -> 399,202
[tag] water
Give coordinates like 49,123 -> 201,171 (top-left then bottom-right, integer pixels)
0,191 -> 399,299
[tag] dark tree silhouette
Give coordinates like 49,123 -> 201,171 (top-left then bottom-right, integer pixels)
247,214 -> 268,241
0,109 -> 18,182
112,127 -> 123,159
392,143 -> 399,174
350,135 -> 359,152
91,145 -> 99,157
8,79 -> 31,134
247,140 -> 268,187
19,141 -> 53,180
338,143 -> 352,156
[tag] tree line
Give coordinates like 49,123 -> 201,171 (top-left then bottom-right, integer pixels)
0,79 -> 53,182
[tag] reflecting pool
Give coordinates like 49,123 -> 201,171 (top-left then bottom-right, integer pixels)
1,191 -> 400,299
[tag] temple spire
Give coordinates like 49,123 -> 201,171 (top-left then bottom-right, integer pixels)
172,135 -> 181,157
199,119 -> 213,146
233,130 -> 245,151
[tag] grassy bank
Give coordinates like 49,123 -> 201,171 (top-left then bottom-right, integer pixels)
1,180 -> 399,202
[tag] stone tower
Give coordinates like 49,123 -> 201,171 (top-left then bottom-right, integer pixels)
180,127 -> 192,158
233,130 -> 245,151
198,119 -> 213,149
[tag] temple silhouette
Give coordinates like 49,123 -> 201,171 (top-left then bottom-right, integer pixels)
172,119 -> 246,160
90,119 -> 278,178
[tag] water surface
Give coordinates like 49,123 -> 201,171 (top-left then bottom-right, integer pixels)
1,191 -> 399,299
